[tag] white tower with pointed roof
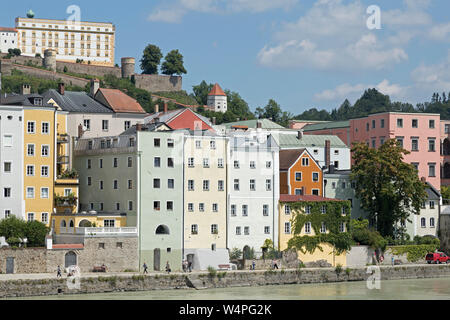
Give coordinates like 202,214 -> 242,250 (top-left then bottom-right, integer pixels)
207,83 -> 227,113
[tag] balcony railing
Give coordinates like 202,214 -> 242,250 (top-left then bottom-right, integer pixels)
76,227 -> 138,236
57,134 -> 70,144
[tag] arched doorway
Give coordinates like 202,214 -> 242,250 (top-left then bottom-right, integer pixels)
153,248 -> 161,271
444,163 -> 450,179
243,245 -> 251,260
155,225 -> 170,235
78,219 -> 92,227
65,251 -> 77,268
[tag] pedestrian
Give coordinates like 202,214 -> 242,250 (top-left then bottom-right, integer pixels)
165,261 -> 171,274
380,255 -> 384,264
143,262 -> 148,274
272,259 -> 279,270
188,261 -> 192,273
391,256 -> 395,266
252,259 -> 256,271
57,265 -> 61,278
182,260 -> 187,272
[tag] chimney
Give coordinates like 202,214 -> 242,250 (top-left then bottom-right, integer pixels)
78,124 -> 84,139
164,102 -> 168,114
257,121 -> 262,129
325,140 -> 331,170
136,123 -> 142,132
58,82 -> 65,95
297,130 -> 303,140
154,104 -> 159,113
21,84 -> 31,95
90,79 -> 100,97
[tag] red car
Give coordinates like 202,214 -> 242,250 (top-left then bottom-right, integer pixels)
426,252 -> 450,264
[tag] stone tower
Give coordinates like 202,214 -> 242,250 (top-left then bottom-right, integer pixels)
121,57 -> 135,79
43,49 -> 57,72
207,83 -> 227,113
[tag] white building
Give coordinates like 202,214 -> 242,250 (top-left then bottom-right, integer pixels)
15,17 -> 115,66
227,131 -> 280,257
0,27 -> 18,54
0,105 -> 24,220
207,83 -> 227,113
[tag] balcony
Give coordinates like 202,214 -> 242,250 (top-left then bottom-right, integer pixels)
56,169 -> 79,182
54,194 -> 78,207
75,227 -> 137,236
57,156 -> 70,164
57,133 -> 70,144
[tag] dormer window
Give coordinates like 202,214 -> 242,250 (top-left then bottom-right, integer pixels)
33,98 -> 43,106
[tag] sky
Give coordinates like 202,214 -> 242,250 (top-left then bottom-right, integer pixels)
1,0 -> 450,115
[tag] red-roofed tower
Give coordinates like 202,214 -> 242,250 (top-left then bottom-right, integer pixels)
207,83 -> 227,113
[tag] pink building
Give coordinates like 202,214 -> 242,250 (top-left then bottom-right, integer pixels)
303,112 -> 441,190
441,120 -> 450,185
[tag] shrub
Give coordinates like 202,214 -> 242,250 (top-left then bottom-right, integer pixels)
229,247 -> 242,260
345,268 -> 351,276
6,237 -> 21,247
335,264 -> 343,275
207,266 -> 217,278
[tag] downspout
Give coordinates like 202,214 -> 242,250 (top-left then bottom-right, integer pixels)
137,132 -> 142,272
182,133 -> 185,262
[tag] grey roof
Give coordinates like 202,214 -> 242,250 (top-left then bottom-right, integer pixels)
43,89 -> 113,113
274,133 -> 348,148
223,119 -> 285,129
120,122 -> 169,135
425,182 -> 440,200
303,120 -> 350,131
0,93 -> 55,108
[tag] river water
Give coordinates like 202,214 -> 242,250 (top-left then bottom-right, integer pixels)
13,277 -> 450,300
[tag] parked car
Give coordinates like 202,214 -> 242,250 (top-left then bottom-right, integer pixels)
426,252 -> 450,264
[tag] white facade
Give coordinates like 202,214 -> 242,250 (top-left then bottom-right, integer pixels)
0,29 -> 18,54
0,106 -> 24,220
305,145 -> 351,170
227,132 -> 280,257
207,95 -> 227,113
406,200 -> 439,238
15,18 -> 114,66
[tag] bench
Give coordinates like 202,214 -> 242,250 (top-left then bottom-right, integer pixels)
217,264 -> 231,271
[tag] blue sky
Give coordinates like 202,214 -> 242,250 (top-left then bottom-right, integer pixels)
2,0 -> 450,115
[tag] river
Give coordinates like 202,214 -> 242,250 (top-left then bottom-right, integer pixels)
12,277 -> 450,300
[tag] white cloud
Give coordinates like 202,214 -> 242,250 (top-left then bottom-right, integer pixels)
411,51 -> 450,90
148,7 -> 188,23
227,0 -> 297,13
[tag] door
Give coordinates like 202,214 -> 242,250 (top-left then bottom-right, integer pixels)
154,248 -> 160,271
6,257 -> 14,274
65,251 -> 77,268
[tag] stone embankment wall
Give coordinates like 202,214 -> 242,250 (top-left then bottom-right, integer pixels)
1,264 -> 450,298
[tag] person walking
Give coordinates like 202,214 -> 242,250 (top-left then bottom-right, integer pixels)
273,259 -> 279,269
57,265 -> 62,278
188,261 -> 192,273
252,259 -> 256,271
182,260 -> 187,272
143,262 -> 148,274
165,261 -> 171,274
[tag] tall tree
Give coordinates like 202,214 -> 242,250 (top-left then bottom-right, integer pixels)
161,49 -> 187,76
191,80 -> 213,105
350,139 -> 427,237
140,44 -> 163,75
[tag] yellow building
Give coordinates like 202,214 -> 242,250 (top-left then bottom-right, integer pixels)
278,194 -> 350,267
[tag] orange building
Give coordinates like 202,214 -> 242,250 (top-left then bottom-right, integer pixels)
279,149 -> 323,196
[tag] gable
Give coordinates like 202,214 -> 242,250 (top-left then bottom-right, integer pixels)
289,150 -> 321,172
166,109 -> 213,131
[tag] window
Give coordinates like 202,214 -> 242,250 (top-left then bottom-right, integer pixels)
412,119 -> 418,128
102,120 -> 109,131
128,180 -> 133,189
372,120 -> 376,129
195,140 -> 201,149
412,163 -> 419,171
380,137 -> 385,145
203,158 -> 210,168
266,179 -> 272,191
321,205 -> 326,214
244,227 -> 250,235
266,161 -> 272,168
218,158 -> 224,168
372,139 -> 376,148
250,179 -> 256,191
242,205 -> 248,216
312,189 -> 319,196
153,179 -> 160,188
285,205 -> 291,215
302,158 -> 309,166
188,203 -> 194,212
339,222 -> 345,233
320,222 -> 327,234
113,158 -> 118,168
305,206 -> 311,214
212,203 -> 218,212
154,138 -> 160,147
41,145 -> 49,157
168,179 -> 174,189
332,182 -> 336,189
87,159 -> 91,169
234,179 -> 240,191
366,123 -> 369,131
428,139 -> 436,152
203,180 -> 210,191
167,158 -> 174,168
421,201 -> 426,209
4,188 -> 11,198
27,187 -> 35,198
104,220 -> 115,227
113,180 -> 118,189
421,217 -> 426,228
191,225 -> 198,234
124,121 -> 131,131
396,137 -> 404,148
397,118 -> 403,128
234,160 -> 240,169
211,224 -> 218,234
188,180 -> 194,191
295,172 -> 302,181
154,201 -> 160,211
154,157 -> 161,167
264,226 -> 270,234
334,161 -> 339,169
27,213 -> 34,222
27,121 -> 35,133
429,163 -> 436,177
304,222 -> 311,234
128,157 -> 133,168
99,181 -> 104,190
40,187 -> 49,199
27,165 -> 34,176
429,120 -> 435,129
39,165 -> 48,177
445,124 -> 450,134
295,188 -> 303,195
167,139 -> 174,148
83,119 -> 90,131
411,138 -> 419,151
167,201 -> 173,211
250,161 -> 256,169
3,135 -> 12,147
42,122 -> 49,134
263,205 -> 269,216
210,140 -> 216,149
284,222 -> 291,234
312,172 -> 319,182
430,201 -> 435,209
430,218 -> 435,228
27,144 -> 35,156
218,180 -> 224,191
236,226 -> 241,235
231,205 -> 236,216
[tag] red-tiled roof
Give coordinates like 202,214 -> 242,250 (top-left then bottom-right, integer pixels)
231,125 -> 249,129
0,27 -> 17,32
97,88 -> 146,114
279,194 -> 344,202
52,244 -> 84,249
208,83 -> 226,96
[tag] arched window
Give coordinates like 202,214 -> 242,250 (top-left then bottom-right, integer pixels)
444,138 -> 450,155
421,218 -> 426,228
69,220 -> 74,228
60,220 -> 66,227
155,225 -> 170,235
430,218 -> 435,228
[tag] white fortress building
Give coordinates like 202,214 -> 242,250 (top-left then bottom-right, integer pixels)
0,27 -> 18,54
207,83 -> 227,113
15,16 -> 115,66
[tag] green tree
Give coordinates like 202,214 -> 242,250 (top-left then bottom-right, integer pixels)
350,139 -> 428,237
161,49 -> 187,76
0,216 -> 27,240
191,80 -> 213,105
25,220 -> 50,247
256,99 -> 292,127
229,248 -> 243,260
140,44 -> 163,75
